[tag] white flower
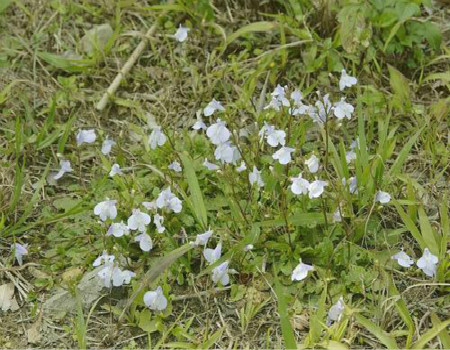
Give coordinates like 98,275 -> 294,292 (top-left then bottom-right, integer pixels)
265,85 -> 290,110
249,166 -> 264,187
153,213 -> 165,233
305,155 -> 319,173
203,158 -> 220,171
333,98 -> 354,120
236,161 -> 247,172
392,251 -> 414,268
290,103 -> 310,116
375,191 -> 391,204
214,142 -> 240,164
101,137 -> 116,155
107,221 -> 130,237
156,187 -> 182,213
114,268 -> 135,287
94,200 -> 117,221
192,119 -> 207,130
266,129 -> 286,148
11,243 -> 28,265
174,24 -> 189,42
203,242 -> 221,264
291,173 -> 310,195
204,99 -> 225,117
417,248 -> 438,277
76,129 -> 96,146
53,160 -> 72,180
93,251 -> 115,267
127,209 -> 151,233
308,180 -> 328,199
206,118 -> 230,144
345,150 -> 357,163
339,69 -> 357,91
265,97 -> 282,111
328,297 -> 345,324
291,261 -> 314,281
109,163 -> 122,177
333,208 -> 342,223
291,89 -> 303,105
272,84 -> 286,98
194,229 -> 213,246
135,233 -> 153,252
168,161 -> 182,173
97,262 -> 135,288
273,147 -> 295,165
244,244 -> 254,251
144,286 -> 168,311
212,261 -> 230,285
148,127 -> 167,150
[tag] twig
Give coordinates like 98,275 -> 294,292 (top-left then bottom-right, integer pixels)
95,2 -> 173,111
0,262 -> 39,272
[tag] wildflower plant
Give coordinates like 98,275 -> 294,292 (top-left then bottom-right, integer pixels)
67,61 -> 444,348
2,2 -> 448,347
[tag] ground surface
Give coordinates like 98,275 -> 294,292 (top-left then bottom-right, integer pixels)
1,0 -> 450,349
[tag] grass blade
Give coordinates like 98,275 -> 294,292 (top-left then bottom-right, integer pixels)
393,202 -> 427,250
354,314 -> 398,349
119,243 -> 193,321
387,273 -> 414,348
431,314 -> 450,349
225,21 -> 278,47
274,275 -> 298,349
389,127 -> 423,177
179,153 -> 208,228
411,319 -> 450,349
418,206 -> 440,256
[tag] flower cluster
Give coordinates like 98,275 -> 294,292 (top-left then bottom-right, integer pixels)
93,251 -> 135,288
392,248 -> 439,277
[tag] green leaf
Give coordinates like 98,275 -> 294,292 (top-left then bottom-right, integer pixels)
225,21 -> 278,47
36,51 -> 94,72
411,319 -> 450,349
389,126 -> 423,177
387,274 -> 414,348
388,65 -> 410,103
274,276 -> 298,350
418,206 -> 440,256
199,328 -> 224,349
421,21 -> 442,50
337,4 -> 369,53
431,314 -> 450,349
138,309 -> 159,333
424,72 -> 450,83
307,285 -> 328,346
179,153 -> 208,228
354,314 -> 398,349
393,202 -> 427,250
